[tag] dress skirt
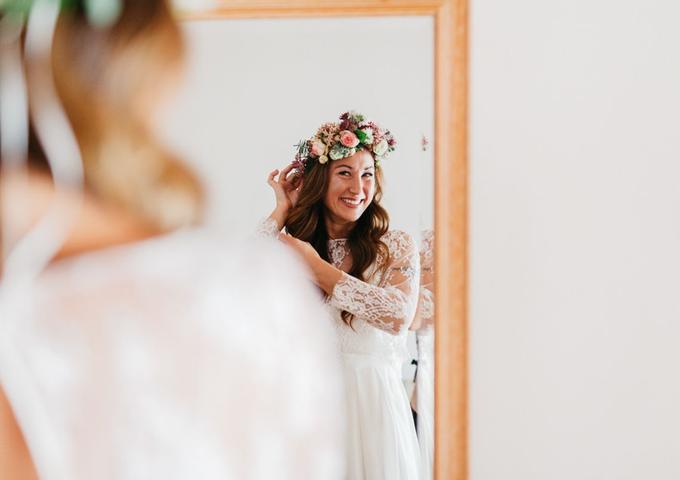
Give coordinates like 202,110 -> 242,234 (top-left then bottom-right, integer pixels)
342,353 -> 421,480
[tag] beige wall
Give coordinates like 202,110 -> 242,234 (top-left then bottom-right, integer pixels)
470,1 -> 680,478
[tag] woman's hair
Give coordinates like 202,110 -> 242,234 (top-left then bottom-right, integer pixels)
38,0 -> 202,229
285,157 -> 391,327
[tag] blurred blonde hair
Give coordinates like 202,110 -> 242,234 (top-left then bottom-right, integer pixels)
47,0 -> 202,230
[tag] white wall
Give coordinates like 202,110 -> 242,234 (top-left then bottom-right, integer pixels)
155,16 -> 434,383
470,1 -> 680,479
155,17 -> 434,236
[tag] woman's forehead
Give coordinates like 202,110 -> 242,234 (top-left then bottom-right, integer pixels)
332,151 -> 375,170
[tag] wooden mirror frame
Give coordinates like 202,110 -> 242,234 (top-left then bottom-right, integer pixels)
180,2 -> 468,479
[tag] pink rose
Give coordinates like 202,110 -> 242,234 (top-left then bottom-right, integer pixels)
310,139 -> 326,157
339,130 -> 360,148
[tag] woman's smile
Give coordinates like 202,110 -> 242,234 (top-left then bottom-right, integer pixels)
340,197 -> 365,208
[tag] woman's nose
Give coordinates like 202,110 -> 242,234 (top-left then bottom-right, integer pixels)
349,176 -> 362,194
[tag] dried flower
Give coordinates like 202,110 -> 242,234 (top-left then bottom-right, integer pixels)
421,135 -> 429,152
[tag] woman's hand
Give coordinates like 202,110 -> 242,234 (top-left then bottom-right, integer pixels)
278,233 -> 320,266
267,164 -> 303,214
278,234 -> 343,294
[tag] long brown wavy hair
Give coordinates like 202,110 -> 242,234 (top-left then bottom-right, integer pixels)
285,155 -> 391,326
50,0 -> 203,230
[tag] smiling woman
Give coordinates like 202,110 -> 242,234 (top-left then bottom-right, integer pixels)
161,2 -> 469,478
260,111 -> 421,478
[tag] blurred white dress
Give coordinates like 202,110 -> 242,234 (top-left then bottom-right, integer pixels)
0,230 -> 345,480
261,219 -> 421,480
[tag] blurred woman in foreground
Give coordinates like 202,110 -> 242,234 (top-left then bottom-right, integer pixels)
0,1 -> 344,478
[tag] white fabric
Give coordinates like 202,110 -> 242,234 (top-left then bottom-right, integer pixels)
415,327 -> 434,480
259,218 -> 421,479
414,229 -> 434,480
328,231 -> 421,480
0,229 -> 345,480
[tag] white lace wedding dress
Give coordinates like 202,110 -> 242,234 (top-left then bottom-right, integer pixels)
0,230 -> 345,479
260,219 -> 422,480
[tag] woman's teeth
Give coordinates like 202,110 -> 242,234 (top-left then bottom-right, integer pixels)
341,198 -> 363,207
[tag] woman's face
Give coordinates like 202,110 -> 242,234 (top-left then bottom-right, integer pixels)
323,149 -> 376,225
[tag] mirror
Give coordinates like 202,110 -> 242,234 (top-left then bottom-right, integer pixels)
0,1 -> 466,478
156,12 -> 438,479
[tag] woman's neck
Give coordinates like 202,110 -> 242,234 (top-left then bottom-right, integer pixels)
324,216 -> 354,240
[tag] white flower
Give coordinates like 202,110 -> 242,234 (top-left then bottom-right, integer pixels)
360,128 -> 374,145
329,144 -> 349,160
373,139 -> 389,156
310,139 -> 326,157
319,155 -> 329,164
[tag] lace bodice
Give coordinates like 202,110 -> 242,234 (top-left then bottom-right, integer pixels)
0,230 -> 345,479
258,218 -> 420,361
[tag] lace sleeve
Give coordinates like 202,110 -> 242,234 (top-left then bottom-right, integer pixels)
414,229 -> 435,328
329,231 -> 420,335
255,217 -> 280,239
416,287 -> 434,326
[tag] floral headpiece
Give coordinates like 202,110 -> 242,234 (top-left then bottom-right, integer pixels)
292,111 -> 396,174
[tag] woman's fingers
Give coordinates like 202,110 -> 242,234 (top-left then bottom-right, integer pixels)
268,165 -> 301,208
278,164 -> 296,184
267,169 -> 279,187
278,233 -> 294,249
278,233 -> 299,247
291,175 -> 303,190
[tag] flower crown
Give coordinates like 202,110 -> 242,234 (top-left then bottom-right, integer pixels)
292,111 -> 396,174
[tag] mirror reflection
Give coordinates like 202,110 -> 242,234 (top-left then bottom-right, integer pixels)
158,15 -> 436,479
0,3 -> 435,479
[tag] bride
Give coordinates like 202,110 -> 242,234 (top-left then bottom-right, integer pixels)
0,1 -> 344,478
264,112 -> 422,479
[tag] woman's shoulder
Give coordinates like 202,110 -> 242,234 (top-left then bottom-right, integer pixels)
41,228 -> 312,305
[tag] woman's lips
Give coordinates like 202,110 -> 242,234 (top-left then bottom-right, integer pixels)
340,197 -> 364,208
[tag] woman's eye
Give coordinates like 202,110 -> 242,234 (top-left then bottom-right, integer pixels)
339,171 -> 351,177
362,172 -> 374,178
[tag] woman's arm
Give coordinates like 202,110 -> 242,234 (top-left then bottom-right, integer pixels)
281,231 -> 420,335
0,389 -> 38,480
410,230 -> 435,331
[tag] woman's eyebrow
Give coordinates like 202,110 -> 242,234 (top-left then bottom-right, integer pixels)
333,164 -> 374,171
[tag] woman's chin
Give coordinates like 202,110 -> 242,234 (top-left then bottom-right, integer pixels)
330,208 -> 364,224
346,211 -> 366,223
